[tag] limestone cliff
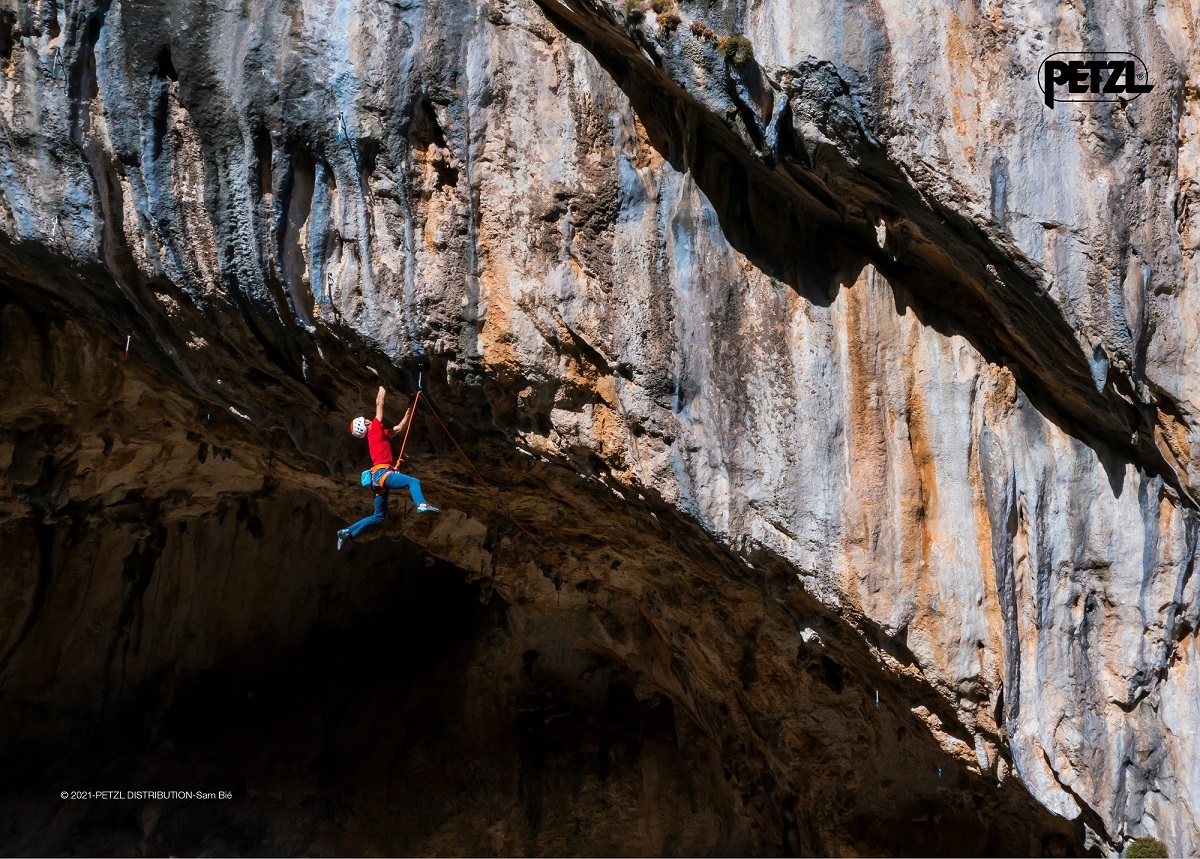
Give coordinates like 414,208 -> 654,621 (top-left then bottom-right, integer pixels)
1,0 -> 1198,854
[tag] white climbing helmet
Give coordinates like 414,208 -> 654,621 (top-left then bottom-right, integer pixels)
351,416 -> 368,438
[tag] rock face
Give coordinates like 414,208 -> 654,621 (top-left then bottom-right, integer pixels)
1,0 -> 1198,854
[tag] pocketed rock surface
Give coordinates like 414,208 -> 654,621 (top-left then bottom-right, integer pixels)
0,0 -> 1198,854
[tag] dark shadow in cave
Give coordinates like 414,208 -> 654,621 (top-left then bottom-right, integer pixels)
0,509 -> 727,857
0,542 -> 488,856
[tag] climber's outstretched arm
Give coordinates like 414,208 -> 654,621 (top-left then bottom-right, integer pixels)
393,404 -> 412,435
374,386 -> 386,423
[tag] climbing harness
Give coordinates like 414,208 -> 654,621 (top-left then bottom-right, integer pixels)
360,462 -> 393,494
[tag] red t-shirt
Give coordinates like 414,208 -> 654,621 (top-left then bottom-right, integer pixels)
367,418 -> 393,466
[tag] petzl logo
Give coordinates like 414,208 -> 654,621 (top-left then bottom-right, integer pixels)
1039,52 -> 1154,108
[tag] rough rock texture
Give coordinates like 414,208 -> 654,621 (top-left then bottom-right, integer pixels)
1,0 -> 1198,854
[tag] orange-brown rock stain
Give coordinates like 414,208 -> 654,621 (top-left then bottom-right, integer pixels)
559,340 -> 641,480
841,269 -> 890,589
901,369 -> 938,586
1154,405 -> 1193,485
476,258 -> 520,373
944,9 -> 973,142
968,366 -> 1019,711
629,113 -> 666,173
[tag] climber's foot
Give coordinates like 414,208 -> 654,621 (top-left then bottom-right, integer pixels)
337,529 -> 351,550
416,504 -> 440,514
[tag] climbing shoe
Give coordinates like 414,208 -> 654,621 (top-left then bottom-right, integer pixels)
337,529 -> 350,550
416,504 -> 440,514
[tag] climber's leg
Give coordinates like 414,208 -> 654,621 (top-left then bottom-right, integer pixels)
379,471 -> 428,507
345,493 -> 389,541
380,471 -> 437,511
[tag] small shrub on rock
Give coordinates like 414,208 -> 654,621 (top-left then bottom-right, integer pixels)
717,34 -> 754,67
659,10 -> 681,31
1126,837 -> 1168,858
624,0 -> 645,19
689,20 -> 716,40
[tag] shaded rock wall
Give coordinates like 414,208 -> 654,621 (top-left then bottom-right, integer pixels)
1,0 -> 1198,853
1,287 -> 1080,854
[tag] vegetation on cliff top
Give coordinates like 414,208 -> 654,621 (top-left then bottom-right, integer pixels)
1126,836 -> 1169,858
717,35 -> 754,67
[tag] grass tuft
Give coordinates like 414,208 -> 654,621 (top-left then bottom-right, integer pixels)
717,34 -> 754,67
1126,837 -> 1168,859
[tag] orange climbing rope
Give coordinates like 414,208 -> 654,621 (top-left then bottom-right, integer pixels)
395,390 -> 421,467
416,389 -> 578,574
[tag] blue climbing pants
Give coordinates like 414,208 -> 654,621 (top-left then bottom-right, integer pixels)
346,471 -> 428,539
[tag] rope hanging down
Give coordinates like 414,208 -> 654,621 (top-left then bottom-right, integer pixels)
395,390 -> 421,467
404,387 -> 579,575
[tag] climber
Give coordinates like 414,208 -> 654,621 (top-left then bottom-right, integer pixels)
338,385 -> 438,551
